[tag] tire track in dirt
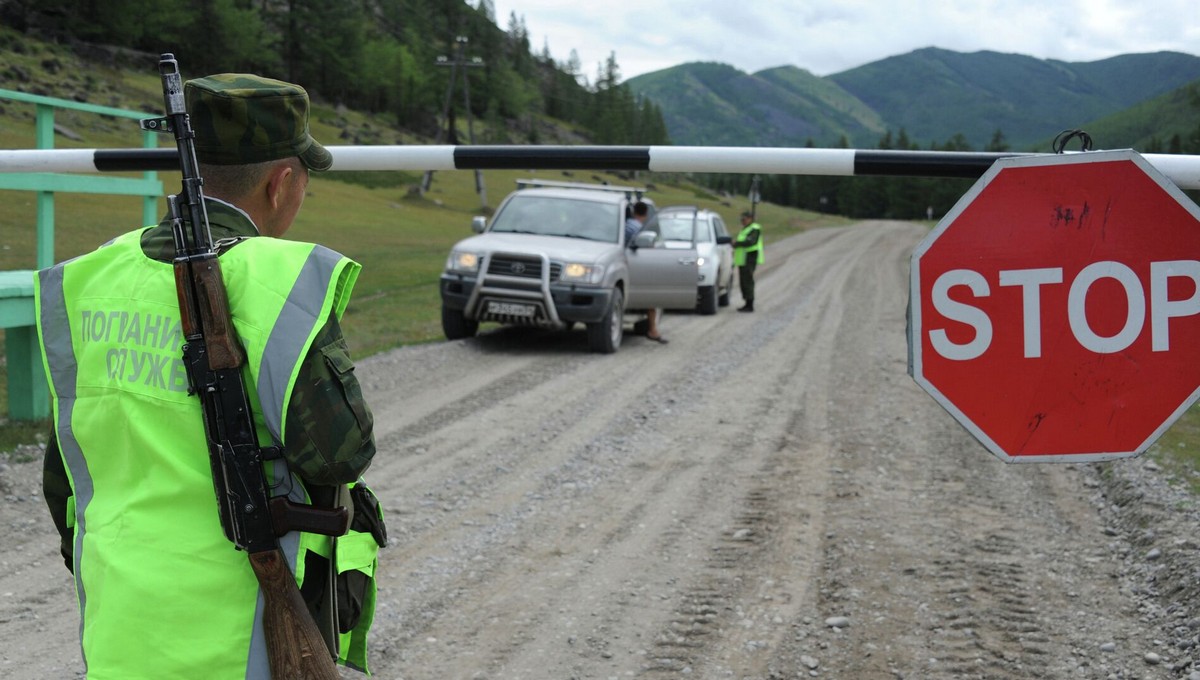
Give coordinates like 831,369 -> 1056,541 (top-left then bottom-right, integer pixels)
635,224 -> 904,679
796,221 -> 1071,678
363,224 -> 873,678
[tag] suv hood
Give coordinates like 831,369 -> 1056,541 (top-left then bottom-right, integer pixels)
456,232 -> 615,263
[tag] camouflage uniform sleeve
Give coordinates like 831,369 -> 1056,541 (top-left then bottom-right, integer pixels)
42,430 -> 75,573
283,314 -> 376,486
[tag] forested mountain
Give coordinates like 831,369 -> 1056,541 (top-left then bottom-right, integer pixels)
629,48 -> 1200,151
621,62 -> 886,148
1074,81 -> 1200,153
0,0 -> 670,146
829,48 -> 1200,149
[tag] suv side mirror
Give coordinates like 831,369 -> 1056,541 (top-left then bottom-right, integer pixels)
633,231 -> 657,249
716,235 -> 733,245
471,216 -> 487,233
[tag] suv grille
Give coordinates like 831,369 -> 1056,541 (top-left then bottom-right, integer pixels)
487,256 -> 562,282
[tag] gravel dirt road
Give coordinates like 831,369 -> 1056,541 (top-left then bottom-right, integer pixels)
2,220 -> 1198,679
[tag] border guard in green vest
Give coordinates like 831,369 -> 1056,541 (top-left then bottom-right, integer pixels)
733,211 -> 765,312
36,73 -> 385,679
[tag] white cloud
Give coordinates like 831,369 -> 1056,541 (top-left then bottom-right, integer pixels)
492,1 -> 1200,81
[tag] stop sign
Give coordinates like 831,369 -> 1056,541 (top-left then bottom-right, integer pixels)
909,150 -> 1200,462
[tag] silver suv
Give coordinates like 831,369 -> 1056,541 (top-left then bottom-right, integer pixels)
439,179 -> 699,353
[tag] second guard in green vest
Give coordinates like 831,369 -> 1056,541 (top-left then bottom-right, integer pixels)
733,211 -> 765,312
37,73 -> 384,679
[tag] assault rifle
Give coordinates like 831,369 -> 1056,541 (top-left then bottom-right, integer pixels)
141,53 -> 347,679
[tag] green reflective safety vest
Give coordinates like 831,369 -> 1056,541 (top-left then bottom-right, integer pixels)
734,222 -> 764,266
35,228 -> 378,679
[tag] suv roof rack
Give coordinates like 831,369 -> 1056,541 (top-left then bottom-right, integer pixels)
515,178 -> 647,200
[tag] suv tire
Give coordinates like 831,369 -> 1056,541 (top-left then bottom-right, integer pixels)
442,305 -> 479,340
587,287 -> 624,353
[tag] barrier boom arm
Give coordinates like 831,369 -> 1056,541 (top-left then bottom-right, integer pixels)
2,145 -> 1199,190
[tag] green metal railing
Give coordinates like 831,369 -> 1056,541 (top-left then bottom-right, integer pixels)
0,88 -> 163,420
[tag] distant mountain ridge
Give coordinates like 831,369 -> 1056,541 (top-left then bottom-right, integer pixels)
626,62 -> 887,147
627,48 -> 1200,150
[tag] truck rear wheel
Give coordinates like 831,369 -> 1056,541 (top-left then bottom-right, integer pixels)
587,288 -> 624,353
442,305 -> 479,340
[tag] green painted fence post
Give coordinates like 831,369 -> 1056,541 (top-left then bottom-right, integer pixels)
4,326 -> 46,422
1,90 -> 163,421
0,270 -> 44,422
35,103 -> 55,269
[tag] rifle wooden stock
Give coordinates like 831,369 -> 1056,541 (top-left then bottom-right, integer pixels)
249,549 -> 341,680
173,262 -> 200,338
191,255 -> 245,370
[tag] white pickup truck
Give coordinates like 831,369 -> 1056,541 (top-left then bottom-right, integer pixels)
439,179 -> 699,353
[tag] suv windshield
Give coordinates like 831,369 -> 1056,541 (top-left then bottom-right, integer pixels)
490,195 -> 621,243
655,213 -> 710,243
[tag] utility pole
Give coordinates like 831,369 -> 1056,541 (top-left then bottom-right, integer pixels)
422,35 -> 487,209
749,175 -> 761,219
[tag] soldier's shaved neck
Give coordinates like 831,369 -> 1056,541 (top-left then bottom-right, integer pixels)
198,160 -> 282,203
196,158 -> 305,236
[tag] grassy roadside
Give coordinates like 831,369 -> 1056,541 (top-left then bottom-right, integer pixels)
1149,408 -> 1200,494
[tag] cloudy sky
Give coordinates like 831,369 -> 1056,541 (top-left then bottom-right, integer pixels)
489,1 -> 1200,81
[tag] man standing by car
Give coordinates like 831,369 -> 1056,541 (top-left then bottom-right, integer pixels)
734,211 -> 764,312
625,200 -> 650,243
625,201 -> 668,343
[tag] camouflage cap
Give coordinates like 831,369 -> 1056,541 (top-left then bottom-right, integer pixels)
185,73 -> 332,171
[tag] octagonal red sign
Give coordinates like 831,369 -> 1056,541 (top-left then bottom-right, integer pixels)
909,150 -> 1200,462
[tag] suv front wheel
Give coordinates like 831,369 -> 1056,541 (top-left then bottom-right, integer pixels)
587,288 -> 624,353
442,305 -> 479,340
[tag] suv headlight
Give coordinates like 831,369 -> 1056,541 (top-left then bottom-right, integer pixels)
561,262 -> 604,284
447,250 -> 481,273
